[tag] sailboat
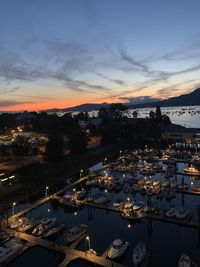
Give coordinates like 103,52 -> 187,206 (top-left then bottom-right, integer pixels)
133,243 -> 146,266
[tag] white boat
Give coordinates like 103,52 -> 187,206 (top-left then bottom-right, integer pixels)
132,201 -> 144,211
58,196 -> 78,208
184,166 -> 200,175
0,238 -> 24,264
113,199 -> 125,208
64,224 -> 87,243
43,224 -> 65,238
123,201 -> 134,210
166,207 -> 177,218
107,239 -> 129,259
153,180 -> 160,187
32,218 -> 56,236
18,217 -> 41,232
10,218 -> 24,229
176,208 -> 190,220
133,242 -> 146,266
178,254 -> 191,267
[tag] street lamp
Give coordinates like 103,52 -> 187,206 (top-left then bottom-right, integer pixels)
12,202 -> 16,216
86,235 -> 91,251
45,186 -> 49,197
80,169 -> 84,178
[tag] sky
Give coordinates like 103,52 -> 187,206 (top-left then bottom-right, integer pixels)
1,0 -> 200,111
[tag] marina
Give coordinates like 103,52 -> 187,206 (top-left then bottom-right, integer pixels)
1,147 -> 200,266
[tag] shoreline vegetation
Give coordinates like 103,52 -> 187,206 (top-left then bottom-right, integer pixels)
0,144 -> 121,210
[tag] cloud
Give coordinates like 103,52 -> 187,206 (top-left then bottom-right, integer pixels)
0,100 -> 33,107
119,48 -> 151,75
156,78 -> 200,97
0,40 -> 111,96
93,72 -> 127,86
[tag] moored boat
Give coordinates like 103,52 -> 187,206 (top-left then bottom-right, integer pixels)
0,238 -> 25,265
64,224 -> 87,243
43,224 -> 65,238
32,218 -> 56,236
107,239 -> 129,259
133,242 -> 146,266
132,201 -> 144,211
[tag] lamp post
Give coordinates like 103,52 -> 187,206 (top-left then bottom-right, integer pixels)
12,202 -> 16,216
80,169 -> 84,179
86,235 -> 91,251
45,186 -> 49,197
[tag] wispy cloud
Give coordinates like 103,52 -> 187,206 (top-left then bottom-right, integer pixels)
93,72 -> 127,86
0,100 -> 33,107
157,78 -> 200,97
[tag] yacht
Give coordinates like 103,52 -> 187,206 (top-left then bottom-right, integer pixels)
91,193 -> 110,205
43,224 -> 65,238
133,242 -> 146,266
153,180 -> 160,187
178,254 -> 191,267
18,217 -> 41,232
58,196 -> 78,209
176,208 -> 190,220
132,201 -> 144,211
107,239 -> 129,259
122,200 -> 134,210
0,238 -> 24,265
184,165 -> 200,175
64,224 -> 87,243
113,199 -> 125,208
10,218 -> 25,229
32,218 -> 56,236
166,207 -> 177,218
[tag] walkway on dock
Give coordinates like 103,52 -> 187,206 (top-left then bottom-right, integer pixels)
8,230 -> 126,267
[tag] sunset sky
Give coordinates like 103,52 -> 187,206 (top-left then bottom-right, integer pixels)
1,0 -> 200,111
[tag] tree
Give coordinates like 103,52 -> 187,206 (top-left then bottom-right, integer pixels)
46,134 -> 64,162
98,108 -> 109,120
155,106 -> 162,122
12,135 -> 31,155
149,110 -> 155,119
133,111 -> 138,118
68,124 -> 87,154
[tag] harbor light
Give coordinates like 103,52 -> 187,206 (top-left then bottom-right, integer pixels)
74,212 -> 77,216
105,189 -> 108,193
128,224 -> 131,228
127,197 -> 130,202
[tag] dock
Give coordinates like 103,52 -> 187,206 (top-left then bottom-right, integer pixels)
6,229 -> 126,267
